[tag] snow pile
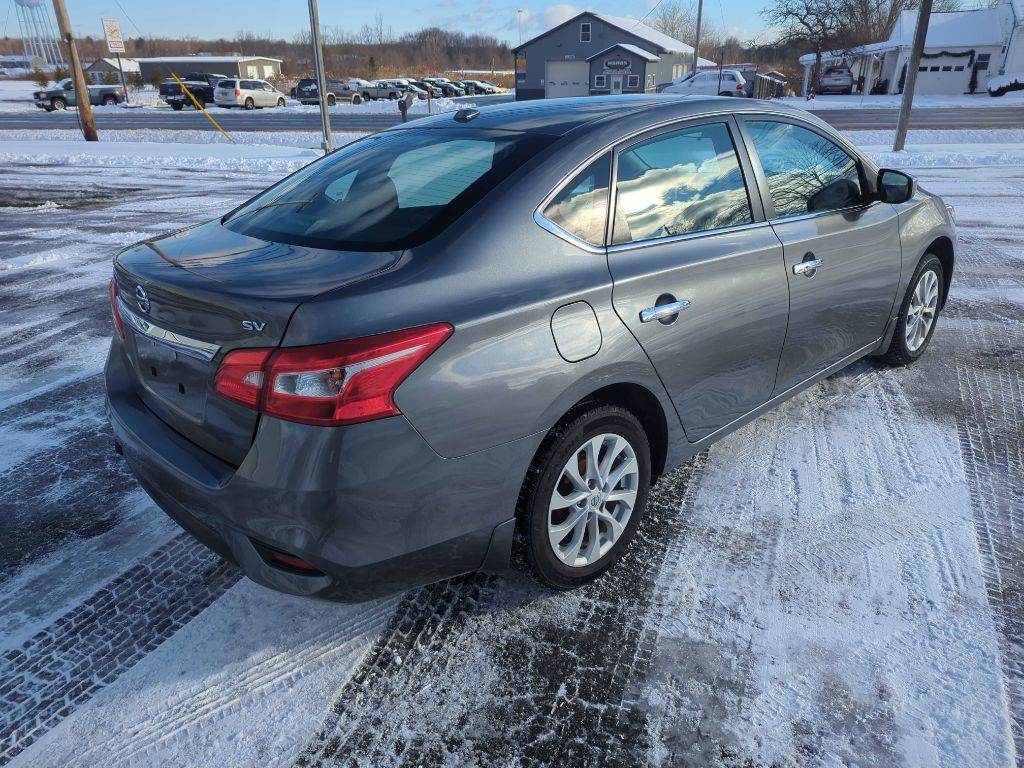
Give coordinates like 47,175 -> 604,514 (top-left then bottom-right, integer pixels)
846,128 -> 1024,168
780,92 -> 1024,109
987,73 -> 1024,94
0,128 -> 367,149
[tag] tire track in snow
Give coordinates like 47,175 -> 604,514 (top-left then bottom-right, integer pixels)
945,232 -> 1024,757
296,454 -> 708,767
0,533 -> 239,765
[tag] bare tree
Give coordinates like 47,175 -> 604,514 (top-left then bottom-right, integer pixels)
763,0 -> 844,93
650,0 -> 697,43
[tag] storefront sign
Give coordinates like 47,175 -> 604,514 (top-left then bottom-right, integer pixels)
603,58 -> 631,74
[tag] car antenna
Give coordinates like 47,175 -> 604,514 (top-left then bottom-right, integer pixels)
453,108 -> 479,122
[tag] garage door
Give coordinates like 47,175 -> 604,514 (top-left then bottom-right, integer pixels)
545,60 -> 590,99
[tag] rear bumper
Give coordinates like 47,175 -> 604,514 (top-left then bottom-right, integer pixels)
105,342 -> 535,601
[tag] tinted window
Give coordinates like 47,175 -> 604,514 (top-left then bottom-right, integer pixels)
542,153 -> 610,246
746,121 -> 862,218
218,80 -> 236,88
224,128 -> 553,251
613,123 -> 752,244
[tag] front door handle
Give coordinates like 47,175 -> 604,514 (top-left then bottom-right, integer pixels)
640,299 -> 691,324
793,256 -> 825,276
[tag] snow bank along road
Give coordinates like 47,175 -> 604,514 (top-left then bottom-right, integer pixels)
0,140 -> 1022,766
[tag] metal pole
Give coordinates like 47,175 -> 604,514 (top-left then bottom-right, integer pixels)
307,0 -> 332,153
692,0 -> 704,74
115,52 -> 129,104
893,0 -> 932,152
51,0 -> 97,141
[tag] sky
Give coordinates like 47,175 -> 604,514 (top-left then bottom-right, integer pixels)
3,0 -> 771,49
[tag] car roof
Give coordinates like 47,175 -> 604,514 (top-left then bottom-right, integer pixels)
399,95 -> 812,136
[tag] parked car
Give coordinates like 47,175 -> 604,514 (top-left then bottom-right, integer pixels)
214,79 -> 288,109
428,80 -> 466,97
159,73 -> 229,110
293,77 -> 362,105
360,80 -> 403,100
409,80 -> 444,98
33,79 -> 125,110
461,79 -> 502,94
819,66 -> 854,95
106,97 -> 954,600
662,68 -> 748,96
455,79 -> 481,95
402,83 -> 429,99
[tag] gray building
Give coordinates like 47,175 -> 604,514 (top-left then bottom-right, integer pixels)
136,56 -> 283,84
86,57 -> 140,84
513,12 -> 714,100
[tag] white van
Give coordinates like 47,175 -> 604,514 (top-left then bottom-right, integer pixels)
214,79 -> 287,109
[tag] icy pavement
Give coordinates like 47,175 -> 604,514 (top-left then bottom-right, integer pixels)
0,147 -> 1022,766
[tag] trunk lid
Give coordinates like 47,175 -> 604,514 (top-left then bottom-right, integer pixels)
114,219 -> 402,465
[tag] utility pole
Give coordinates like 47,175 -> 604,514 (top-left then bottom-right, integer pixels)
52,0 -> 97,141
692,0 -> 704,75
893,0 -> 932,151
307,0 -> 332,153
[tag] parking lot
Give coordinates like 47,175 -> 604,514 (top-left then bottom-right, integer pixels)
0,140 -> 1022,765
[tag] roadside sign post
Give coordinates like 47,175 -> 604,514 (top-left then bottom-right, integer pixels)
307,0 -> 333,153
101,18 -> 129,104
893,0 -> 933,151
51,0 -> 97,141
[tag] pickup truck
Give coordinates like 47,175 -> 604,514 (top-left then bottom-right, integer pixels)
159,73 -> 229,110
33,79 -> 126,111
350,79 -> 402,100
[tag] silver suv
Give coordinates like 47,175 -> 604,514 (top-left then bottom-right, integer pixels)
819,66 -> 854,94
106,97 -> 955,600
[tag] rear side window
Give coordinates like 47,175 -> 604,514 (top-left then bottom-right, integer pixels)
612,122 -> 752,244
224,128 -> 553,251
542,153 -> 611,246
746,121 -> 862,218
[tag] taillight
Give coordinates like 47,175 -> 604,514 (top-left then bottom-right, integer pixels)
109,278 -> 125,339
235,88 -> 241,96
736,83 -> 743,90
213,323 -> 452,426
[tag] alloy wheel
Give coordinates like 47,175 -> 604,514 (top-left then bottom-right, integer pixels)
905,269 -> 939,352
547,433 -> 639,568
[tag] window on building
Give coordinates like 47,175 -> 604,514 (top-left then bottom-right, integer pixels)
976,53 -> 991,70
954,65 -> 965,71
746,121 -> 863,219
612,122 -> 752,244
594,74 -> 606,88
580,22 -> 591,43
918,66 -> 927,72
929,66 -> 940,72
627,74 -> 640,88
542,153 -> 611,246
941,65 -> 952,71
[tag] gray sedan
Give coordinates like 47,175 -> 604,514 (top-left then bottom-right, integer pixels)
105,96 -> 955,600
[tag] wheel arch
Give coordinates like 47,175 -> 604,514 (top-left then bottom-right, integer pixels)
926,235 -> 954,309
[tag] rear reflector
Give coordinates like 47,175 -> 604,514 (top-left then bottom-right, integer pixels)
109,278 -> 125,339
269,551 -> 322,574
213,323 -> 453,426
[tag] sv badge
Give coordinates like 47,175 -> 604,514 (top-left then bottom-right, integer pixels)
242,320 -> 267,332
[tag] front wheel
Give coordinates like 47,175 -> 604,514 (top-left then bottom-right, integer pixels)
51,97 -> 67,110
351,94 -> 362,105
882,254 -> 944,365
276,97 -> 285,107
519,405 -> 651,590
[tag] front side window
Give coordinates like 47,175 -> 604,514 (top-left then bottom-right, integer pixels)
542,153 -> 610,246
224,128 -> 553,251
580,22 -> 591,42
746,121 -> 863,218
612,122 -> 752,244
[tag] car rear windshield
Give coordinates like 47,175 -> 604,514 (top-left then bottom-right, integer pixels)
218,80 -> 236,88
223,128 -> 554,251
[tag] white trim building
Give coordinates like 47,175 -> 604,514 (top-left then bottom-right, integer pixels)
799,0 -> 1023,95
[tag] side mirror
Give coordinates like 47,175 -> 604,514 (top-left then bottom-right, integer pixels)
877,168 -> 916,204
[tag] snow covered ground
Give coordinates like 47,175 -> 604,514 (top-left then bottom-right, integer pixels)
781,91 -> 1024,109
0,134 -> 1022,766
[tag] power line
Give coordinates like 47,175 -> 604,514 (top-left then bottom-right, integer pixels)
628,0 -> 667,31
2,0 -> 13,39
114,0 -> 144,37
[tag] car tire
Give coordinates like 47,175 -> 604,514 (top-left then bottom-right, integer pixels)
327,94 -> 336,106
718,90 -> 733,96
244,97 -> 255,110
195,96 -> 206,109
351,94 -> 362,105
843,87 -> 853,94
170,101 -> 183,111
102,95 -> 117,106
518,404 -> 651,591
389,92 -> 398,100
277,97 -> 285,107
362,92 -> 371,102
881,253 -> 944,366
51,97 -> 67,110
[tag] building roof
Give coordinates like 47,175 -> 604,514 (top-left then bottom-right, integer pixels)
135,56 -> 283,64
586,43 -> 661,62
88,57 -> 140,72
516,10 -> 716,61
799,4 -> 1014,64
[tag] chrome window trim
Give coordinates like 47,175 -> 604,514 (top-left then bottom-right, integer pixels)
766,199 -> 884,226
533,209 -> 606,254
607,220 -> 772,254
118,298 -> 221,362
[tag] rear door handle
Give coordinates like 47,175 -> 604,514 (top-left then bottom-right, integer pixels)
640,299 -> 691,323
793,258 -> 824,276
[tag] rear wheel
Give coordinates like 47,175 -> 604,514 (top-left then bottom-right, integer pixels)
194,96 -> 206,109
102,95 -> 117,106
351,94 -> 362,105
882,254 -> 944,365
51,97 -> 67,110
519,405 -> 651,590
326,94 -> 336,106
718,90 -> 733,96
170,101 -> 183,111
244,97 -> 255,110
